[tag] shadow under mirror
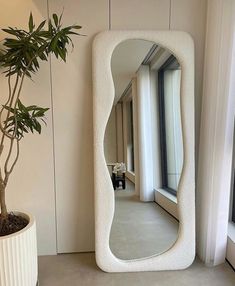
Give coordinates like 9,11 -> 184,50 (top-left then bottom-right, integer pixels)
104,39 -> 183,260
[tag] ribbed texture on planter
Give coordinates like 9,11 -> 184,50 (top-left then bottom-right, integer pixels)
0,212 -> 38,286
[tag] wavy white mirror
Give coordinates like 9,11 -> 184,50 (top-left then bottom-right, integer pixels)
93,31 -> 195,272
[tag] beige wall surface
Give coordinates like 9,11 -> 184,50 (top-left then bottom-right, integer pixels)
170,0 -> 207,165
0,0 -> 56,255
48,0 -> 108,253
0,0 -> 207,255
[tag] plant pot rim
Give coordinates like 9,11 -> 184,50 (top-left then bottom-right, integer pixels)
0,210 -> 35,240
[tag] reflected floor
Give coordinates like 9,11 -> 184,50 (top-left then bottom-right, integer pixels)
110,180 -> 179,260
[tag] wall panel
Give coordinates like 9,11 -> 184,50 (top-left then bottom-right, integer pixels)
171,0 -> 207,162
48,0 -> 109,253
111,0 -> 170,30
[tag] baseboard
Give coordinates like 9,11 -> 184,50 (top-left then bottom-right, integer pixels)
154,189 -> 178,220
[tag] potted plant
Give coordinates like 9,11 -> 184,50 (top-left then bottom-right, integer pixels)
0,12 -> 81,285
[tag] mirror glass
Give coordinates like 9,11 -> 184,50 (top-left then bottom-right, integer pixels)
104,39 -> 182,260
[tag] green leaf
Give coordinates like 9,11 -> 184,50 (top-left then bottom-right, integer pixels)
53,14 -> 59,27
67,31 -> 80,36
35,121 -> 42,134
59,12 -> 63,25
50,33 -> 61,51
26,105 -> 38,111
34,110 -> 45,117
57,47 -> 66,61
1,12 -> 84,81
41,118 -> 47,125
2,28 -> 19,36
29,12 -> 34,32
38,42 -> 48,54
2,105 -> 14,113
73,25 -> 82,29
36,20 -> 46,31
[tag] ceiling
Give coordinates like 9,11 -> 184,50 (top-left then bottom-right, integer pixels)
111,39 -> 154,104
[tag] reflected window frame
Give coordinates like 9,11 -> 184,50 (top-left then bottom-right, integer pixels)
232,171 -> 235,223
158,55 -> 181,196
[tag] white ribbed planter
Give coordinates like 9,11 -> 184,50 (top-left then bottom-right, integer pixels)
0,212 -> 38,286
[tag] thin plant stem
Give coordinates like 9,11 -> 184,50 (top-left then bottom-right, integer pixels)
0,73 -> 25,140
4,139 -> 19,181
4,139 -> 14,177
8,140 -> 20,175
0,74 -> 20,145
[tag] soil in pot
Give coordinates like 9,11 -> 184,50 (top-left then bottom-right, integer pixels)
0,213 -> 29,236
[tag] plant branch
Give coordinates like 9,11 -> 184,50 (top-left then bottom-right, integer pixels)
6,71 -> 12,105
12,74 -> 26,138
0,72 -> 25,140
0,74 -> 20,148
3,138 -> 20,186
6,139 -> 19,176
0,72 -> 12,151
4,139 -> 14,177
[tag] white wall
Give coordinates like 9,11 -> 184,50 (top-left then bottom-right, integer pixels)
0,0 -> 207,255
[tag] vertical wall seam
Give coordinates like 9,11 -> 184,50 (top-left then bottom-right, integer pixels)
109,0 -> 111,30
46,0 -> 59,254
169,0 -> 172,30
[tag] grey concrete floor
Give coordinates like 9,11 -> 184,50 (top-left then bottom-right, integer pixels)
38,181 -> 235,285
38,253 -> 235,286
110,180 -> 178,259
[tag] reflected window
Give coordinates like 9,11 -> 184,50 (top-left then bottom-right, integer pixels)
232,169 -> 235,223
158,56 -> 183,195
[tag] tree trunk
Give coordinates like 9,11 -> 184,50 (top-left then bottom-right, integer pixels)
0,181 -> 8,219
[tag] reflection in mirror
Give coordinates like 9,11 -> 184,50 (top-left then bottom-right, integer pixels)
158,57 -> 183,195
104,39 -> 182,260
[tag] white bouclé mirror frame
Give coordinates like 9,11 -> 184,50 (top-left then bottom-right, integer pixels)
92,31 -> 195,272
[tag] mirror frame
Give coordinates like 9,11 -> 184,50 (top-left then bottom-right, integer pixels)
92,31 -> 195,272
